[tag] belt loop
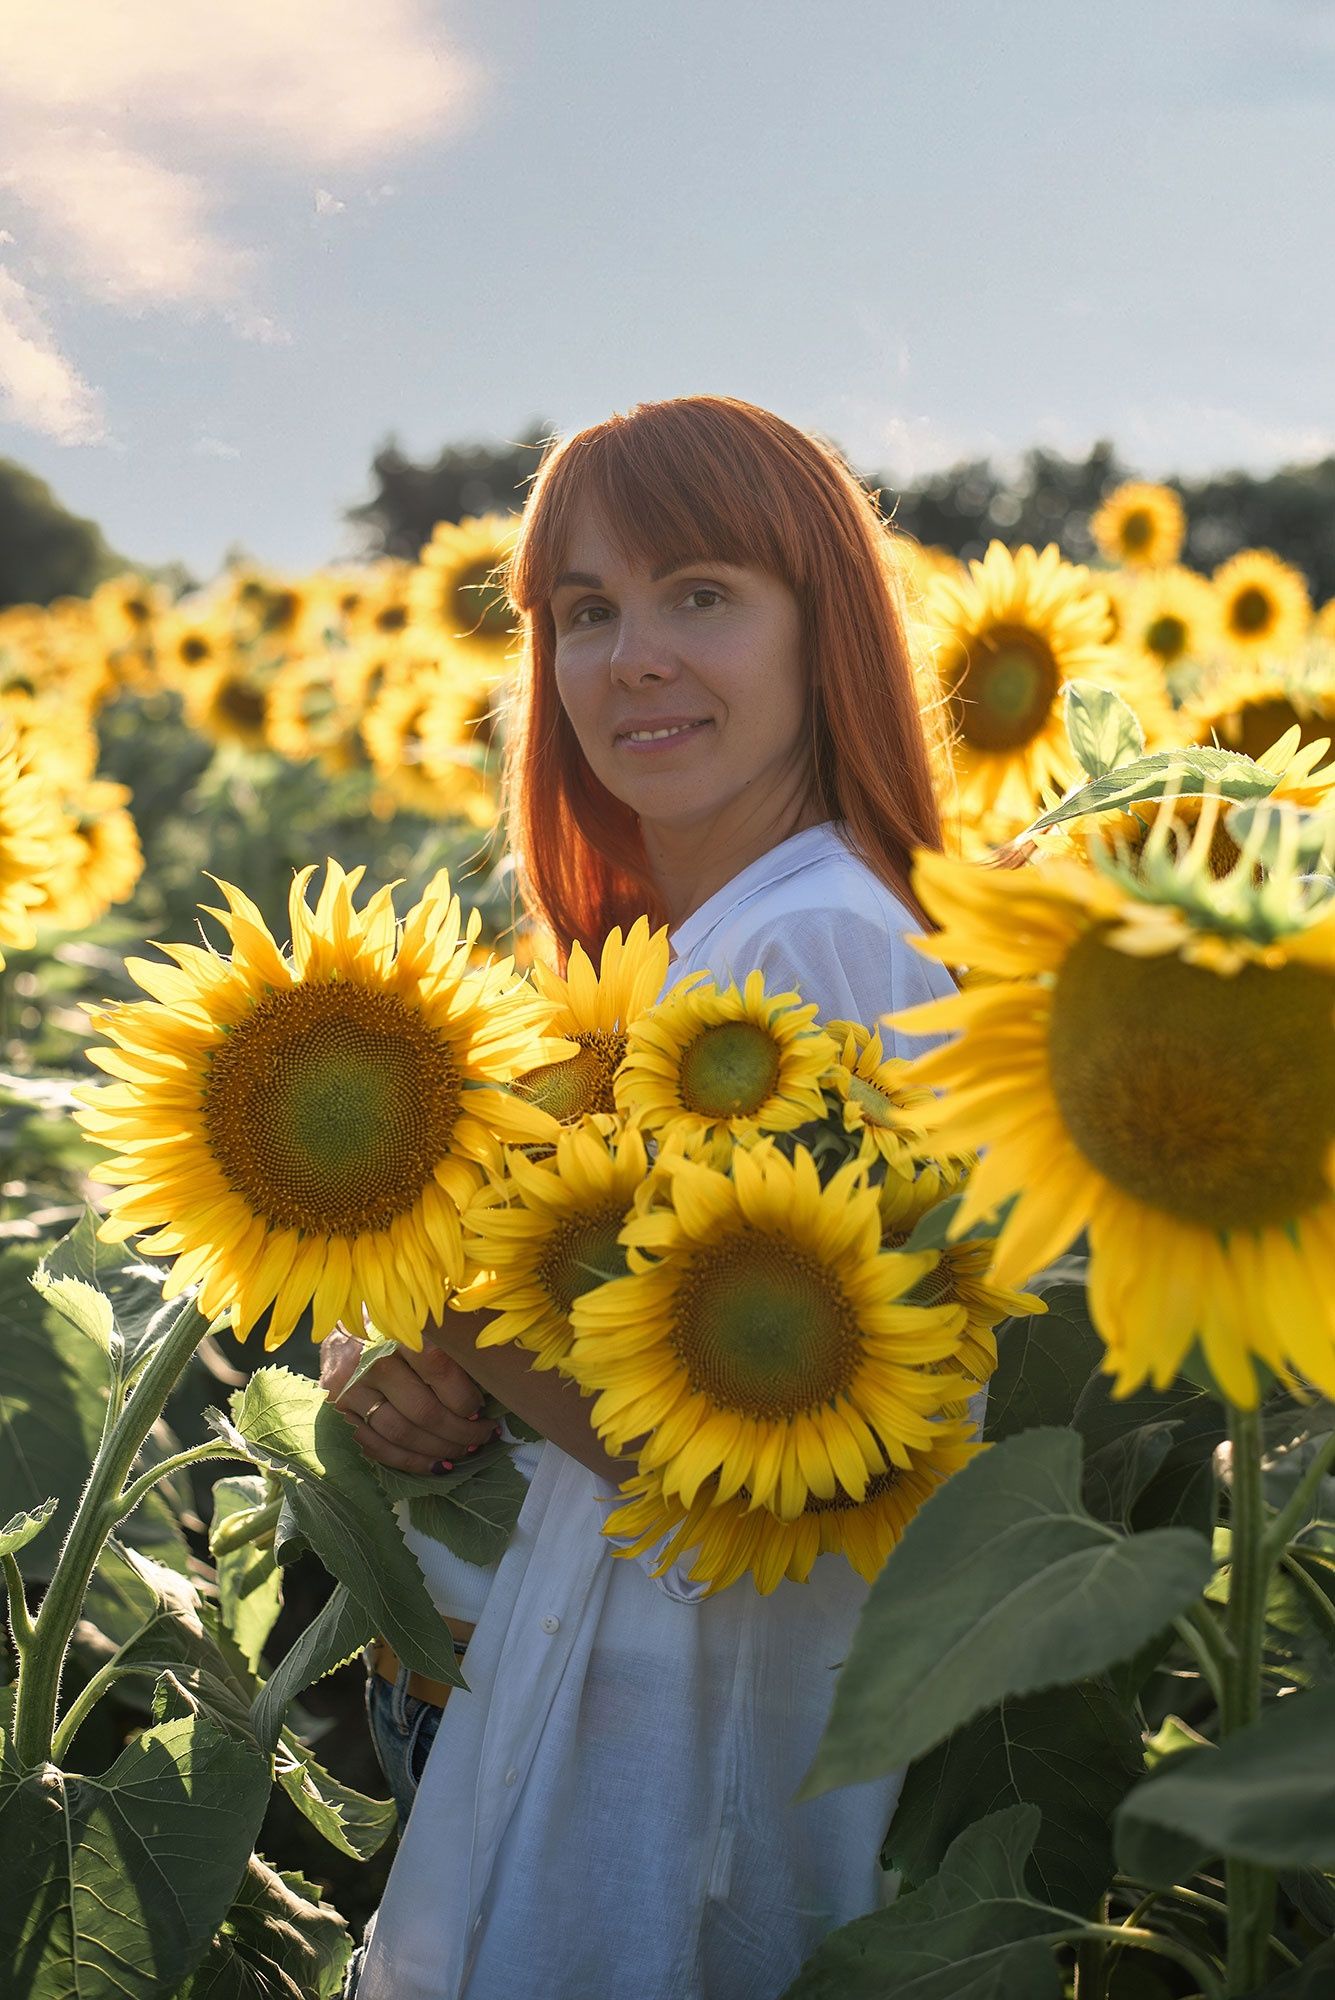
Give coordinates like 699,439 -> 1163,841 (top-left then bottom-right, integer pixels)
391,1658 -> 413,1730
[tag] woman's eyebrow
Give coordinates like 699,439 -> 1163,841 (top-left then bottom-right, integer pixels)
552,558 -> 721,592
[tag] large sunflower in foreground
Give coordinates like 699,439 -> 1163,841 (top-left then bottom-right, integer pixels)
409,514 -> 519,665
0,725 -> 64,961
74,861 -> 569,1349
616,970 -> 830,1143
567,1145 -> 969,1519
923,541 -> 1169,823
458,1119 -> 647,1370
603,1423 -> 982,1595
1091,482 -> 1185,569
513,917 -> 670,1124
892,824 -> 1335,1406
1213,550 -> 1311,661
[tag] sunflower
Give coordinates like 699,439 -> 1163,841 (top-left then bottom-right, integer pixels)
1213,550 -> 1311,661
511,917 -> 670,1125
156,606 -> 226,690
1185,655 -> 1335,765
824,1020 -> 970,1177
32,781 -> 144,932
892,823 -> 1335,1406
74,861 -> 570,1349
923,541 -> 1169,824
409,514 -> 519,665
1091,482 -> 1186,569
616,970 -> 831,1144
1317,600 -> 1335,643
0,723 -> 64,961
1111,565 -> 1220,678
183,662 -> 274,752
457,1120 -> 648,1370
266,654 -> 354,765
603,1422 -> 982,1595
875,1161 -> 1037,1387
361,672 -> 496,824
567,1144 -> 969,1518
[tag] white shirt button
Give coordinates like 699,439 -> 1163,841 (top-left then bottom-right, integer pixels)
540,1614 -> 560,1634
504,1767 -> 518,1786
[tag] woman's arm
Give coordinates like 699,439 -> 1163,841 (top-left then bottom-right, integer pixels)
420,1305 -> 634,1485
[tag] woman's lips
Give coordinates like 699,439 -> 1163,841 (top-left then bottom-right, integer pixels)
614,718 -> 713,751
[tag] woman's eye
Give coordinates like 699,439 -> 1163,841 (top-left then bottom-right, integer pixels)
569,603 -> 611,627
686,586 -> 724,609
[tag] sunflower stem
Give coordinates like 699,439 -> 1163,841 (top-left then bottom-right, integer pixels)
1221,1402 -> 1277,1996
8,1297 -> 207,1772
1070,1920 -> 1225,1999
1262,1426 -> 1335,1566
114,1439 -> 238,1522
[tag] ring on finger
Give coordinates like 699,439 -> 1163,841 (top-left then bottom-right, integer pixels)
361,1393 -> 389,1428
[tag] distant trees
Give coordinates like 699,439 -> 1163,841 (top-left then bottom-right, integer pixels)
0,458 -> 125,610
349,430 -> 1335,608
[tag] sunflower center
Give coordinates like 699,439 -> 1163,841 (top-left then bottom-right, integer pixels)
203,981 -> 462,1235
950,626 -> 1059,753
846,1074 -> 896,1126
1231,586 -> 1275,637
375,604 -> 408,634
671,1231 -> 860,1418
537,1208 -> 628,1313
180,636 -> 211,665
216,681 -> 267,731
1146,613 -> 1189,663
1121,509 -> 1154,554
803,1466 -> 901,1516
514,1029 -> 626,1120
1108,800 -> 1242,881
1232,697 -> 1316,764
450,560 -> 511,641
679,1022 -> 781,1117
1047,928 -> 1335,1229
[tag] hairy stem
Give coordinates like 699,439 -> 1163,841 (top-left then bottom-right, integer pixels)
1222,1403 -> 1277,1995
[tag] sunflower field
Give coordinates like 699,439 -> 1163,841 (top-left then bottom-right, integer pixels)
1,484 -> 1334,1998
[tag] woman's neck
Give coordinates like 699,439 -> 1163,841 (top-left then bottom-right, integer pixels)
641,777 -> 827,930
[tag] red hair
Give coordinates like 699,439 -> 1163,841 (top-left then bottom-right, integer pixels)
504,395 -> 943,961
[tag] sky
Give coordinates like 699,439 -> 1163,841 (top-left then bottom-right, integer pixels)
1,0 -> 1332,581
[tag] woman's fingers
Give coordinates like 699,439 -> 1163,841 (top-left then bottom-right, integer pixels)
339,1415 -> 443,1478
400,1340 -> 485,1419
332,1350 -> 490,1464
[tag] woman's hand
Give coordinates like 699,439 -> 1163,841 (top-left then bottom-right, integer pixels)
319,1326 -> 493,1475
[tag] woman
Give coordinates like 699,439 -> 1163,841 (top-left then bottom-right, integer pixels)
334,395 -> 961,1999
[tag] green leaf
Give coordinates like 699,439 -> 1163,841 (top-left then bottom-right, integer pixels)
1247,1938 -> 1335,1999
781,1806 -> 1065,1999
1081,1423 -> 1179,1531
209,1366 -> 464,1688
250,1583 -> 374,1754
340,1335 -> 401,1395
802,1429 -> 1212,1798
1227,796 -> 1335,871
0,1243 -> 189,1584
1025,745 -> 1276,833
0,1714 -> 270,2000
1116,1684 -> 1335,1877
983,1271 -> 1101,1441
274,1729 -> 396,1860
887,1680 -> 1144,1917
378,1451 -> 528,1565
0,1496 -> 56,1559
176,1854 -> 352,2000
37,1207 -> 176,1380
1064,680 -> 1146,780
211,1474 -> 283,1672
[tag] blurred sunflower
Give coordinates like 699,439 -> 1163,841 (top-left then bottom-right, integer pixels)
604,1422 -> 981,1595
1112,565 -> 1220,678
184,662 -> 274,752
1213,550 -> 1311,660
513,917 -> 670,1124
825,1020 -> 966,1176
894,823 -> 1335,1406
1185,655 -> 1335,765
458,1120 -> 648,1370
923,541 -> 1168,823
1317,599 -> 1335,643
616,970 -> 830,1143
568,1145 -> 968,1518
410,514 -> 519,665
875,1161 -> 1036,1387
156,606 -> 225,690
267,655 -> 353,765
361,673 -> 495,824
0,723 -> 65,961
33,781 -> 144,932
1091,482 -> 1185,569
75,861 -> 569,1348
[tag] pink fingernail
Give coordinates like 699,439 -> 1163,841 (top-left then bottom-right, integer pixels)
469,1407 -> 486,1422
466,1442 -> 481,1456
490,1424 -> 502,1442
432,1459 -> 455,1474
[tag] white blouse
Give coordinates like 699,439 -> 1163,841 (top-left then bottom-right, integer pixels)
358,823 -> 960,2000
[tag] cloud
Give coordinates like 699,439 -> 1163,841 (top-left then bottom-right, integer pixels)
193,434 -> 242,459
0,267 -> 106,443
0,0 -> 480,438
314,189 -> 347,217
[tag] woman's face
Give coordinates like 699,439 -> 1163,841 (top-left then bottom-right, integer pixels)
550,504 -> 809,830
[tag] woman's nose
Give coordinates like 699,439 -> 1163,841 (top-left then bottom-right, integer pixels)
609,616 -> 676,687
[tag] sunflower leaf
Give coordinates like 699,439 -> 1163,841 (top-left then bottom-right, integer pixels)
1064,680 -> 1145,780
175,1853 -> 352,2000
1115,1683 -> 1335,1878
211,1474 -> 284,1673
781,1805 -> 1066,1999
210,1366 -> 465,1692
36,1206 -> 176,1382
886,1679 -> 1144,1918
250,1582 -> 373,1755
273,1729 -> 396,1861
801,1427 -> 1212,1798
1022,745 -> 1276,834
0,1714 -> 270,2000
0,1496 -> 57,1560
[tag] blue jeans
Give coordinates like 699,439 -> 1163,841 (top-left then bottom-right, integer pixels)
363,1658 -> 445,1831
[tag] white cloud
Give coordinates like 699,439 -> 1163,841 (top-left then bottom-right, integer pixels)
314,189 -> 347,217
0,0 -> 480,439
193,434 -> 242,459
0,267 -> 106,443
